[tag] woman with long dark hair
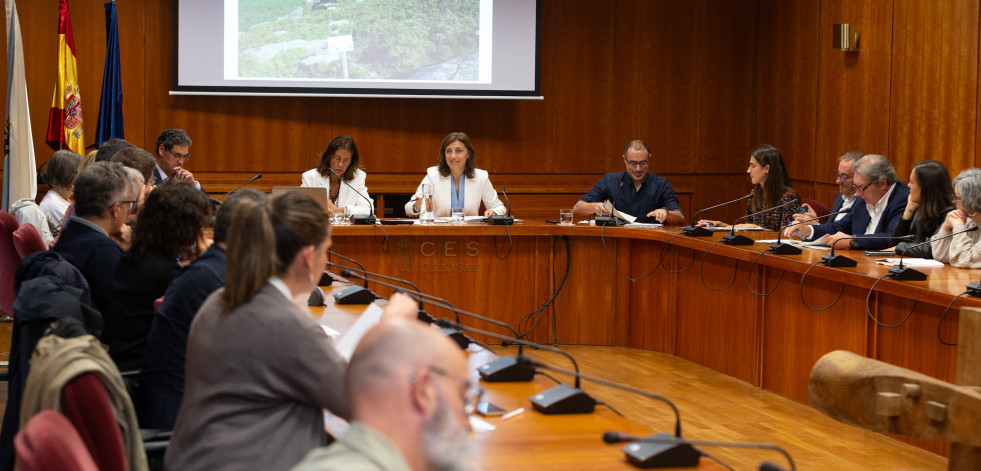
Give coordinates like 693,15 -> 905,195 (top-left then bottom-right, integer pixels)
301,134 -> 373,215
892,160 -> 954,258
700,144 -> 800,231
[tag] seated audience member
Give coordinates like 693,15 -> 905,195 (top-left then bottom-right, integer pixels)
103,180 -> 212,374
794,151 -> 864,225
94,137 -> 135,162
39,150 -> 82,227
574,139 -> 685,224
701,144 -> 799,230
932,168 -> 981,268
301,135 -> 373,216
165,192 -> 351,471
782,154 -> 909,250
138,189 -> 267,429
8,198 -> 56,247
405,132 -> 506,218
292,319 -> 472,471
52,161 -> 132,314
153,128 -> 201,189
112,146 -> 156,186
891,160 -> 954,258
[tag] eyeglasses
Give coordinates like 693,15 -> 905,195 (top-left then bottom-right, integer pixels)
626,160 -> 649,168
424,365 -> 483,414
167,149 -> 191,161
853,180 -> 874,193
834,169 -> 852,182
116,199 -> 137,211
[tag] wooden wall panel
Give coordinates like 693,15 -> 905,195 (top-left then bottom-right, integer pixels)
753,0 -> 821,183
815,0 -> 894,162
889,0 -> 978,178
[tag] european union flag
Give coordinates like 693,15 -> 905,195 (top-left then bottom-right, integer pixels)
95,1 -> 122,146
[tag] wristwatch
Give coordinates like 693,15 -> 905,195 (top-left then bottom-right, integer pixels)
850,239 -> 858,250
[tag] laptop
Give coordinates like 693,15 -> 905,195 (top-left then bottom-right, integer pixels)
271,186 -> 329,211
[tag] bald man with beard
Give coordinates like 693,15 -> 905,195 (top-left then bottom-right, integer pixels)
292,319 -> 474,471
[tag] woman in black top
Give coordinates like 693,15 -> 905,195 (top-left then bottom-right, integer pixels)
892,160 -> 954,258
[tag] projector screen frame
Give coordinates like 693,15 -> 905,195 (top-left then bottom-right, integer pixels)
171,0 -> 542,100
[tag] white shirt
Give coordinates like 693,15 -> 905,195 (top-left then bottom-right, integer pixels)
300,168 -> 373,215
865,183 -> 897,234
836,194 -> 858,222
39,190 -> 71,226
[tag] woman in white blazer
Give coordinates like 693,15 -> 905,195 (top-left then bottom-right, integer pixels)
405,132 -> 506,218
301,135 -> 373,215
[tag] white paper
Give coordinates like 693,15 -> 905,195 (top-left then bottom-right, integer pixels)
334,302 -> 385,361
875,258 -> 945,268
603,200 -> 636,223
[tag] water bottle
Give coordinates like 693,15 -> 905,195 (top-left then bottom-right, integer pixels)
420,184 -> 435,225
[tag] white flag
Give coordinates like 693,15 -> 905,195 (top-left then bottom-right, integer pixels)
3,0 -> 36,212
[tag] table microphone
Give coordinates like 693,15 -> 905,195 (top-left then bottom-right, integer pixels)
602,431 -> 796,471
771,207 -> 852,255
889,225 -> 978,281
683,193 -> 753,236
595,182 -> 624,227
438,318 -> 595,414
327,168 -> 376,225
341,269 -> 534,381
216,173 -> 262,202
324,251 -> 377,304
488,186 -> 514,225
723,200 -> 799,246
820,234 -> 914,267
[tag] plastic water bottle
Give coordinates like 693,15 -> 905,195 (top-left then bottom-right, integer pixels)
420,184 -> 435,225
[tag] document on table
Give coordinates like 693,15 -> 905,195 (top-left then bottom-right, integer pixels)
875,258 -> 945,268
603,200 -> 636,223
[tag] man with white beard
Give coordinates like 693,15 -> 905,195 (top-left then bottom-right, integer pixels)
292,319 -> 473,471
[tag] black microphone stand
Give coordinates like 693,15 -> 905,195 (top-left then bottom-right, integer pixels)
682,193 -> 753,237
216,173 -> 262,201
488,186 -> 515,225
820,234 -> 914,267
324,252 -> 377,304
602,432 -> 796,471
723,200 -> 799,246
328,168 -> 376,225
889,226 -> 979,281
771,207 -> 852,255
595,182 -> 624,227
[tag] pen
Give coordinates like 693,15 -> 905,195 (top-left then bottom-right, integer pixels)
501,407 -> 525,421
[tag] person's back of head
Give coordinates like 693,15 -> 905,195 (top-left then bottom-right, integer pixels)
95,138 -> 135,162
129,179 -> 211,261
43,150 -> 82,190
854,154 -> 898,185
213,189 -> 267,245
111,147 -> 156,184
73,161 -> 130,219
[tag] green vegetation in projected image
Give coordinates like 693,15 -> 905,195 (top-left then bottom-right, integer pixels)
237,0 -> 481,81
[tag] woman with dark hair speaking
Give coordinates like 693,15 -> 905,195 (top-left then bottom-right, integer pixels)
301,134 -> 373,216
891,160 -> 954,258
699,144 -> 800,231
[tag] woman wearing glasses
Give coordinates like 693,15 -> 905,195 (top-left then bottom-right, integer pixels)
932,168 -> 981,268
103,179 -> 212,377
301,135 -> 373,216
700,144 -> 800,231
404,132 -> 506,218
891,160 -> 954,258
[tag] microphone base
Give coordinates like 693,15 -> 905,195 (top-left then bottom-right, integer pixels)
332,285 -> 377,305
306,287 -> 325,307
722,233 -> 755,245
820,253 -> 857,267
488,215 -> 514,225
478,355 -> 535,382
440,328 -> 471,350
888,265 -> 927,281
417,309 -> 436,324
594,216 -> 620,227
351,214 -> 376,225
769,241 -> 802,255
622,433 -> 701,469
530,384 -> 596,414
317,271 -> 334,286
967,281 -> 981,297
681,225 -> 712,237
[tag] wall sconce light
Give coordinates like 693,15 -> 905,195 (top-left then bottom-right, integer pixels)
833,24 -> 858,52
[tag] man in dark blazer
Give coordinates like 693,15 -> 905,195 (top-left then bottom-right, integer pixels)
784,154 -> 909,250
794,151 -> 864,225
153,128 -> 200,188
52,162 -> 133,314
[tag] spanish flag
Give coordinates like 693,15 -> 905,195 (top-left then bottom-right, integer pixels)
45,0 -> 83,155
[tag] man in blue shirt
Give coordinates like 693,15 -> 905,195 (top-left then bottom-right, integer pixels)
573,140 -> 686,225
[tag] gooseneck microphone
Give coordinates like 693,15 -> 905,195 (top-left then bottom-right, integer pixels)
771,207 -> 853,255
723,200 -> 800,246
595,181 -> 624,227
327,168 -> 376,225
602,431 -> 796,471
488,186 -> 515,225
438,318 -> 594,414
324,251 -> 377,304
820,234 -> 915,267
889,225 -> 979,281
683,193 -> 753,236
216,173 -> 263,202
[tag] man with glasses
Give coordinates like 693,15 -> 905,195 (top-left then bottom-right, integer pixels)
783,154 -> 909,250
293,318 -> 473,471
793,151 -> 864,225
153,128 -> 201,189
53,161 -> 133,314
573,139 -> 685,224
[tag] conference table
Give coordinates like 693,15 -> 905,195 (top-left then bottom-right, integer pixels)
326,219 -> 981,456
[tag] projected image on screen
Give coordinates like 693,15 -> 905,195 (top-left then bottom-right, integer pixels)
234,0 -> 485,82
